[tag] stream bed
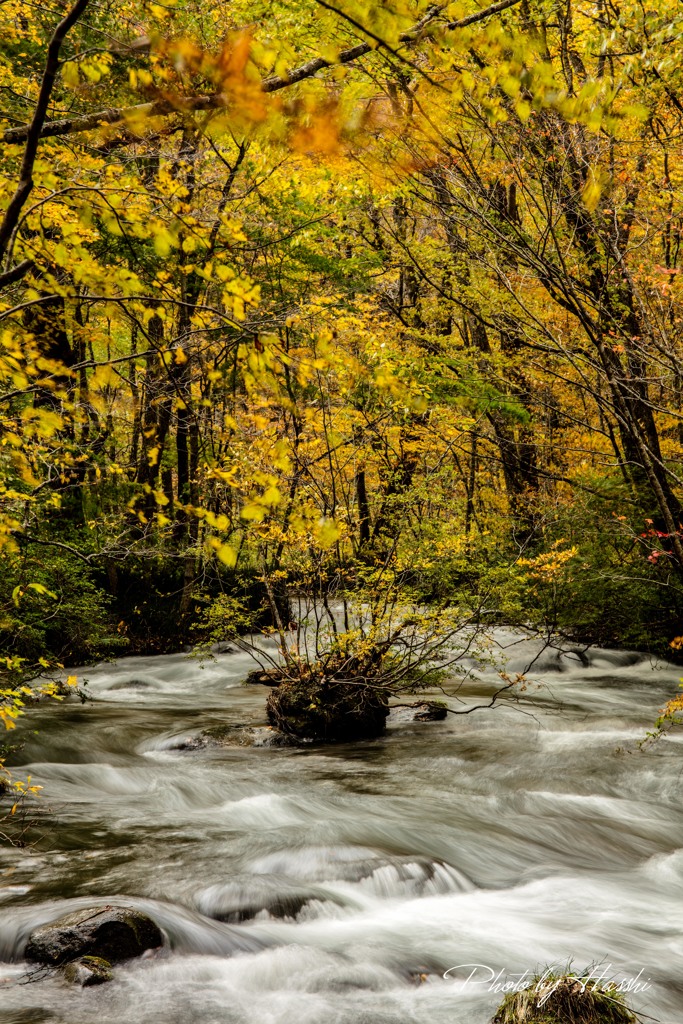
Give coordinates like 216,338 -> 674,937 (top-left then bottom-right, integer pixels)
1,632 -> 683,1023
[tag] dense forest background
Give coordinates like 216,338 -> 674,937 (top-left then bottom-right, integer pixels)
3,0 -> 683,731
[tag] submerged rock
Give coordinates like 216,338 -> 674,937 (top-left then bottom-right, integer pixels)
491,974 -> 636,1023
170,733 -> 211,752
108,678 -> 156,691
165,723 -> 299,751
201,724 -> 238,744
160,724 -> 241,751
61,955 -> 113,986
389,701 -> 448,723
413,701 -> 448,721
196,877 -> 326,923
266,677 -> 389,743
25,906 -> 162,966
248,726 -> 302,747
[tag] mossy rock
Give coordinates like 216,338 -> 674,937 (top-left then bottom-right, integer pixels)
61,955 -> 113,987
266,676 -> 389,742
201,724 -> 236,744
25,906 -> 162,966
492,975 -> 637,1024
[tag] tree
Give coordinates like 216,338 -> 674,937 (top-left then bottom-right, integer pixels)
3,0 -> 683,754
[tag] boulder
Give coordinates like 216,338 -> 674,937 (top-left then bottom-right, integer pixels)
491,974 -> 636,1023
61,955 -> 113,986
413,701 -> 448,721
25,906 -> 162,966
266,677 -> 389,742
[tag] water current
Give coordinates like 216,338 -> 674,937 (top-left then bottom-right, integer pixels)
1,631 -> 682,1023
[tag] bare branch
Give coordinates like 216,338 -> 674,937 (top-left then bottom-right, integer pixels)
0,258 -> 34,288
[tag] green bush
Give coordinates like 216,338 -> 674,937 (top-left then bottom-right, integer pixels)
0,549 -> 127,674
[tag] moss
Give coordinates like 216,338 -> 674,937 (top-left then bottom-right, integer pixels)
492,975 -> 637,1024
62,955 -> 113,986
80,955 -> 111,967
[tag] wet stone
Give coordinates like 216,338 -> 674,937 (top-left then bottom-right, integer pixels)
167,724 -> 300,751
389,701 -> 448,723
61,955 -> 113,987
25,906 -> 162,966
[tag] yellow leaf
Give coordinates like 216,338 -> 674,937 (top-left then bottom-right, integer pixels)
0,710 -> 17,730
153,227 -> 176,256
262,486 -> 282,506
27,583 -> 56,599
316,518 -> 341,549
241,503 -> 267,521
582,173 -> 601,212
62,61 -> 80,87
216,544 -> 238,567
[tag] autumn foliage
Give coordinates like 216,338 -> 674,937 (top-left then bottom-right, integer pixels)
3,0 -> 683,740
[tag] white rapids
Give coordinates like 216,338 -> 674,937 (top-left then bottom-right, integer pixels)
1,630 -> 682,1023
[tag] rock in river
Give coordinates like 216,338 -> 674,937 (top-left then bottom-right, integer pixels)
25,906 -> 162,966
389,701 -> 448,723
266,677 -> 389,742
61,955 -> 113,986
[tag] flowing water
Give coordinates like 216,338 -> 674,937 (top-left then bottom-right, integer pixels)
1,631 -> 683,1024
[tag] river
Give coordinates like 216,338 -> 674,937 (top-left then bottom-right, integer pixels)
1,631 -> 682,1023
